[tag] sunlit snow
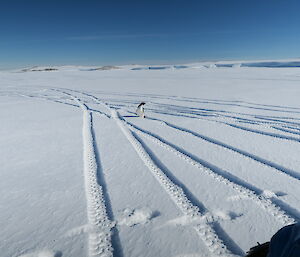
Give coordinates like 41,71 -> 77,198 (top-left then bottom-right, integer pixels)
1,61 -> 300,257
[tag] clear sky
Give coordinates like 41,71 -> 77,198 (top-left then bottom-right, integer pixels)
1,0 -> 300,68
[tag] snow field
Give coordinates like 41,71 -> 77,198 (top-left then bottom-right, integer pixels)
69,90 -> 296,253
91,115 -> 212,257
2,66 -> 300,257
124,119 -> 295,226
0,96 -> 86,256
69,91 -> 235,255
49,88 -> 300,254
111,110 -> 234,256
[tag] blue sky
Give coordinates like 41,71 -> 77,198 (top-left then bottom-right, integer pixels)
1,0 -> 300,68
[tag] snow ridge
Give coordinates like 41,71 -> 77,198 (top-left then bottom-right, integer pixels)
124,121 -> 296,226
111,109 -> 236,257
75,98 -> 114,257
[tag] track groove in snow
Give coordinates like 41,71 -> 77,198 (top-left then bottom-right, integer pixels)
110,109 -> 236,257
142,116 -> 300,181
38,90 -> 300,144
272,126 -> 300,136
52,89 -> 299,254
65,90 -> 240,255
63,90 -> 299,225
128,104 -> 300,143
223,122 -> 300,143
3,66 -> 300,257
122,120 -> 297,226
114,100 -> 300,127
73,97 -> 114,257
25,89 -> 300,225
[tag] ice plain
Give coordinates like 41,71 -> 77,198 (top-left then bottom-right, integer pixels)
1,62 -> 300,257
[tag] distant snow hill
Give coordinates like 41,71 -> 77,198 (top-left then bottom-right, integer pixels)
21,66 -> 58,72
17,59 -> 300,73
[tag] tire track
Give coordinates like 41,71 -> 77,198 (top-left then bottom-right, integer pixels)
70,90 -> 241,255
141,116 -> 300,181
54,89 -> 237,256
255,116 -> 300,126
121,119 -> 297,226
178,111 -> 300,143
224,122 -> 300,142
283,125 -> 300,132
73,97 -> 115,257
132,106 -> 300,143
110,109 -> 238,257
65,89 -> 298,225
272,126 -> 300,136
18,93 -> 81,108
110,104 -> 300,182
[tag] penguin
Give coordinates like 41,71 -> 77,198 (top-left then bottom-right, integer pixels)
136,102 -> 146,118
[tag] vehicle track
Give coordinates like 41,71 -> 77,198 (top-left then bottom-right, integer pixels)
121,119 -> 297,226
272,126 -> 300,136
139,115 -> 300,181
57,89 -> 299,254
111,109 -> 237,256
120,106 -> 300,142
65,90 -> 242,256
30,92 -> 300,141
224,122 -> 300,142
72,96 -> 115,257
112,99 -> 300,128
64,89 -> 298,225
43,88 -> 300,183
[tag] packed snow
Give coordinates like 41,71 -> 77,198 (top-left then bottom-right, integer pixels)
1,61 -> 300,257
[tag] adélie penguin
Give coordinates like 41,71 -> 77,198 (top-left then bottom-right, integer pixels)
136,102 -> 146,118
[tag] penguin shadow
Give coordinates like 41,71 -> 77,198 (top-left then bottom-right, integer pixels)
123,115 -> 138,118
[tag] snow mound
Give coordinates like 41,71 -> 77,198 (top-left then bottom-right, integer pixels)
173,65 -> 189,69
213,210 -> 242,221
21,66 -> 58,72
232,63 -> 241,68
131,66 -> 170,70
118,208 -> 157,227
261,190 -> 278,198
87,65 -> 120,71
204,64 -> 217,68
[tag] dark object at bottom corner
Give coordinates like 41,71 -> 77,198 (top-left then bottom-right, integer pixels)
246,242 -> 270,257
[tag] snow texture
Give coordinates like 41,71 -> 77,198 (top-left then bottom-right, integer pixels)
117,208 -> 155,227
1,62 -> 300,257
73,97 -> 115,257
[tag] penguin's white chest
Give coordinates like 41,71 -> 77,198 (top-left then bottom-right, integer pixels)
136,106 -> 145,117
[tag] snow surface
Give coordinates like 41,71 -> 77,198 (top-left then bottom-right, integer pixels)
1,63 -> 300,257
